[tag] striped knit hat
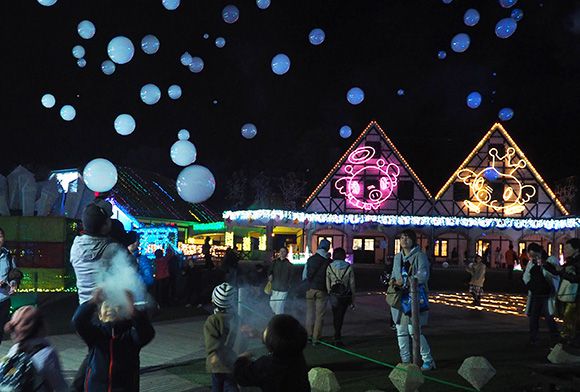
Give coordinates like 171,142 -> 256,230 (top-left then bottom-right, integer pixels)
212,282 -> 235,309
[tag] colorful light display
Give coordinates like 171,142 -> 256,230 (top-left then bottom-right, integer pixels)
334,146 -> 400,210
457,147 -> 536,215
223,209 -> 580,231
135,226 -> 178,258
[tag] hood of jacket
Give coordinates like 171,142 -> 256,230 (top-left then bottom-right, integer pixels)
330,260 -> 350,270
402,246 -> 421,261
70,235 -> 112,264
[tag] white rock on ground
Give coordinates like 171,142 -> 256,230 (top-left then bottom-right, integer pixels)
458,356 -> 496,391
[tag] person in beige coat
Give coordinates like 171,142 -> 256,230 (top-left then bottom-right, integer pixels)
326,248 -> 355,346
466,255 -> 486,305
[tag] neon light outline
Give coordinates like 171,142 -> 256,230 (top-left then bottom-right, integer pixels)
457,147 -> 536,215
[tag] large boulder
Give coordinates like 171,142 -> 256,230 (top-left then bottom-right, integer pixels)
388,363 -> 424,392
458,356 -> 496,391
308,367 -> 341,392
547,344 -> 580,364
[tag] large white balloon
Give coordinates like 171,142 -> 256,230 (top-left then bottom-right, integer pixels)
101,60 -> 116,75
72,45 -> 85,59
37,0 -> 57,6
162,0 -> 180,10
41,94 -> 56,108
60,105 -> 76,121
107,36 -> 135,64
176,165 -> 215,203
114,114 -> 136,135
77,20 -> 96,39
170,140 -> 197,166
141,35 -> 160,54
168,84 -> 182,100
140,84 -> 161,105
177,129 -> 190,140
83,158 -> 118,192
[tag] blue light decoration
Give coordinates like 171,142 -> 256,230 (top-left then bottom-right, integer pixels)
495,18 -> 517,39
72,45 -> 85,59
466,91 -> 482,109
271,53 -> 291,75
339,125 -> 352,139
222,5 -> 240,24
483,167 -> 500,181
511,8 -> 524,22
77,20 -> 96,39
499,0 -> 517,9
101,60 -> 116,75
463,9 -> 480,27
346,87 -> 364,105
223,210 -> 580,232
438,50 -> 447,60
256,0 -> 270,10
108,198 -> 141,230
498,107 -> 514,121
135,226 -> 179,258
141,35 -> 160,54
215,37 -> 226,48
451,33 -> 470,53
308,28 -> 326,45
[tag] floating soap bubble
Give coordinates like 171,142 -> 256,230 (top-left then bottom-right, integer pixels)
77,58 -> 87,68
215,37 -> 226,48
168,85 -> 182,100
309,28 -> 325,45
141,35 -> 160,54
140,84 -> 161,105
203,33 -> 209,39
101,60 -> 116,75
499,0 -> 517,9
495,18 -> 517,39
41,94 -> 56,108
339,125 -> 352,139
443,262 -> 449,268
397,89 -> 405,96
114,114 -> 136,136
511,8 -> 524,22
37,0 -> 57,6
83,158 -> 118,192
438,50 -> 447,59
178,129 -> 190,140
212,100 -> 218,104
451,33 -> 470,53
180,52 -> 193,66
107,36 -> 134,64
271,54 -> 290,75
347,87 -> 364,105
72,45 -> 85,59
162,0 -> 180,10
222,5 -> 240,24
498,107 -> 514,121
467,91 -> 482,109
60,105 -> 76,121
464,9 -> 480,27
189,57 -> 204,73
176,165 -> 216,203
442,0 -> 452,4
170,140 -> 197,166
257,0 -> 270,10
77,20 -> 96,39
241,123 -> 257,139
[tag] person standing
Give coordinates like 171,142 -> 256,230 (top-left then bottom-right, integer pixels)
326,248 -> 355,346
0,227 -> 18,347
154,248 -> 172,307
543,238 -> 580,345
390,230 -> 435,371
203,237 -> 213,270
520,249 -> 530,270
505,243 -> 518,280
304,239 -> 330,345
466,255 -> 486,306
523,243 -> 560,345
268,247 -> 293,315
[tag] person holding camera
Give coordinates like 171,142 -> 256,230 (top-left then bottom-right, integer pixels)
0,227 -> 21,346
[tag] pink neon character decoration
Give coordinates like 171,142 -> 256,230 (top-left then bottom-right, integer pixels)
335,146 -> 400,210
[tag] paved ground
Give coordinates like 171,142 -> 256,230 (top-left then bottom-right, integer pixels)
0,289 -> 559,392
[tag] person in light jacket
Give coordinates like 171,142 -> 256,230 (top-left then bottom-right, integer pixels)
522,243 -> 559,345
268,247 -> 293,315
326,248 -> 355,346
466,255 -> 486,306
390,230 -> 435,371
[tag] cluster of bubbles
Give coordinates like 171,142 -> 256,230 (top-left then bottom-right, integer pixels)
170,130 -> 197,166
180,52 -> 204,73
41,93 -> 77,121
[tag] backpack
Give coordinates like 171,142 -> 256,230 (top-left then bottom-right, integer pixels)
0,344 -> 47,392
329,266 -> 351,297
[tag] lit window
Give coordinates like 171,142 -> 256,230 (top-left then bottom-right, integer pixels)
353,239 -> 363,250
547,243 -> 552,256
243,237 -> 251,251
364,239 -> 375,250
225,232 -> 234,248
559,243 -> 564,255
434,240 -> 440,257
434,240 -> 448,257
518,242 -> 526,255
441,240 -> 448,257
394,239 -> 401,255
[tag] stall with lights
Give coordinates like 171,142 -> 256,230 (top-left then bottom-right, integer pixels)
224,121 -> 580,265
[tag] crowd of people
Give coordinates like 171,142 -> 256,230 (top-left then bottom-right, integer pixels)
0,199 -> 579,391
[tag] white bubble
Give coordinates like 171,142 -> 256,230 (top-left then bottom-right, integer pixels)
114,114 -> 136,135
141,35 -> 160,54
77,20 -> 96,39
101,60 -> 116,75
77,58 -> 87,68
168,84 -> 182,100
60,105 -> 76,121
37,0 -> 57,6
162,0 -> 180,10
176,165 -> 216,203
72,45 -> 85,59
177,129 -> 190,140
41,94 -> 56,108
188,57 -> 204,73
170,140 -> 197,166
140,84 -> 161,105
83,158 -> 118,192
107,36 -> 135,64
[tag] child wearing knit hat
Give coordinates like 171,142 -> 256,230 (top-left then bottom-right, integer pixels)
204,282 -> 247,392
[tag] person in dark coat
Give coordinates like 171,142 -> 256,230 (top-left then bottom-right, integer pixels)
234,314 -> 310,392
303,239 -> 330,345
72,288 -> 155,392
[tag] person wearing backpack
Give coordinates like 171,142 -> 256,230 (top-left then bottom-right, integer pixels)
1,306 -> 68,392
325,248 -> 355,346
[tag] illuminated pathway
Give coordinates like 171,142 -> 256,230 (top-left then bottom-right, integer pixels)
428,292 -> 527,317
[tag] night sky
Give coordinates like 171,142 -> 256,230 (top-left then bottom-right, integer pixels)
1,0 -> 579,210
